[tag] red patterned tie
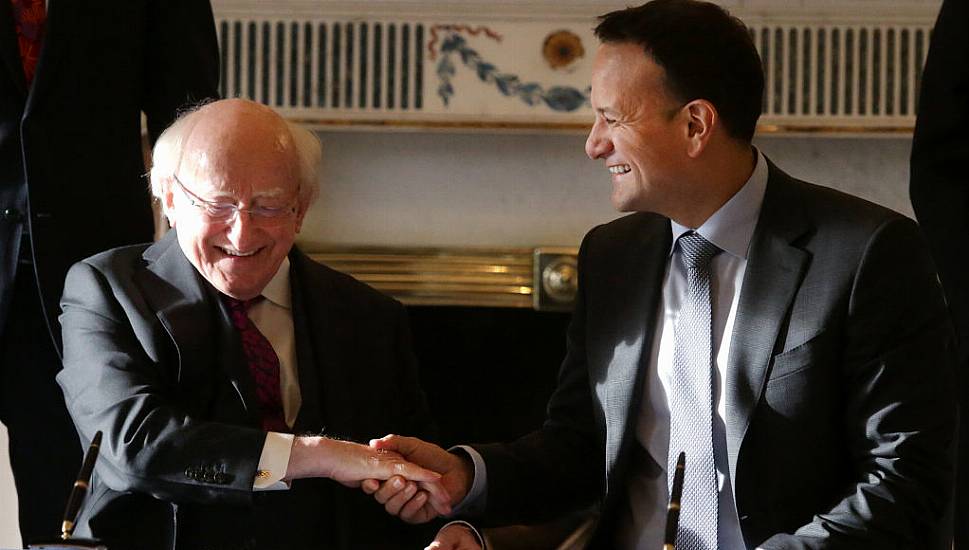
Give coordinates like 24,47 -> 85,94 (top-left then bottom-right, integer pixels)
223,296 -> 289,433
9,0 -> 45,85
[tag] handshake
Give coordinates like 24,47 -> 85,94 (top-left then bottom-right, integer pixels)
285,434 -> 481,550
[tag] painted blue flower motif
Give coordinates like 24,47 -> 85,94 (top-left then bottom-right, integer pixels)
544,86 -> 589,112
436,34 -> 589,112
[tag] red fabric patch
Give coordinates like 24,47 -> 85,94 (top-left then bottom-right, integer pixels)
10,0 -> 46,85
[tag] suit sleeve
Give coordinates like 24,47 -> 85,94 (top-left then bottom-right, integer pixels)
142,0 -> 221,142
910,0 -> 969,366
909,7 -> 969,544
57,260 -> 266,506
472,228 -> 603,525
761,217 -> 958,549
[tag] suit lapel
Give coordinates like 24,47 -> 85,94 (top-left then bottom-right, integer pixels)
289,249 -> 354,434
600,216 -> 671,487
0,0 -> 28,97
724,163 -> 810,487
134,231 -> 260,425
289,251 -> 325,433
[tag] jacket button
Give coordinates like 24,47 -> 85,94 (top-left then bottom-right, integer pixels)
184,467 -> 197,479
1,208 -> 23,222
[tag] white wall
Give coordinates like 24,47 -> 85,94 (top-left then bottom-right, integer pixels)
297,131 -> 915,250
0,425 -> 21,549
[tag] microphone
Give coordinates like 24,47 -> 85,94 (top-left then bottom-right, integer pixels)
663,451 -> 686,550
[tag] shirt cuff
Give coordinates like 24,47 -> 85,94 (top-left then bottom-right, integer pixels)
253,432 -> 294,491
448,445 -> 487,516
440,520 -> 486,550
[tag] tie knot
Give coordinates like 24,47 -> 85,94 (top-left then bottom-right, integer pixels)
220,296 -> 264,330
677,232 -> 720,269
222,295 -> 260,313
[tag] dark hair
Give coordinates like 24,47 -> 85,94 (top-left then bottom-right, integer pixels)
595,0 -> 764,142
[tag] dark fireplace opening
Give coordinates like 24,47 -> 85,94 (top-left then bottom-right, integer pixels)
407,306 -> 572,447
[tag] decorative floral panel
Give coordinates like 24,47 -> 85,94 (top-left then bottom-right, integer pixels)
212,1 -> 941,133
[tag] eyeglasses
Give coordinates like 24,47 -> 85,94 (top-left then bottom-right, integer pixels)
172,173 -> 299,226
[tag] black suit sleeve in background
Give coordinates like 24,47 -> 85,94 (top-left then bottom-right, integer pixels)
911,0 -> 969,365
143,0 -> 220,142
1,1 -> 220,543
910,0 -> 969,547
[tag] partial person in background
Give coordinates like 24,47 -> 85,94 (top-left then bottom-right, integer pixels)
57,98 -> 444,550
0,0 -> 219,543
370,1 -> 958,548
910,0 -> 969,546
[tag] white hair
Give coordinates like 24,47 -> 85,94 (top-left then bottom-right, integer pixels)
148,100 -> 321,208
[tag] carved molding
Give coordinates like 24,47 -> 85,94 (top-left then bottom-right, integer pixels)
211,0 -> 942,134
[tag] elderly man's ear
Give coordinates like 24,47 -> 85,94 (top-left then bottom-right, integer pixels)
151,182 -> 177,241
161,184 -> 178,228
295,204 -> 308,233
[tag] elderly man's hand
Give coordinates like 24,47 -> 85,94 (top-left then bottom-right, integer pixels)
425,523 -> 483,550
282,436 -> 442,489
360,434 -> 474,523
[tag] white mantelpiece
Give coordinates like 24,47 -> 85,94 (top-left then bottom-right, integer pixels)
211,0 -> 942,133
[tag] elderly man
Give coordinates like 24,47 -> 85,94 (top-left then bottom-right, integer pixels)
56,99 -> 445,550
370,1 -> 958,549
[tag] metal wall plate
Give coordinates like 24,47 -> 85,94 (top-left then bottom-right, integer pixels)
309,245 -> 578,310
534,247 -> 579,311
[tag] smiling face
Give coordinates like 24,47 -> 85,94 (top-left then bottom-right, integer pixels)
585,42 -> 692,216
162,100 -> 307,300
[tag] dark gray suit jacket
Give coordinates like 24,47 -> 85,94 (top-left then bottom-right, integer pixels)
475,161 -> 957,549
57,231 -> 435,550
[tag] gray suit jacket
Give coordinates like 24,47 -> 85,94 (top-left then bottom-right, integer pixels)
57,231 -> 435,550
475,160 -> 957,549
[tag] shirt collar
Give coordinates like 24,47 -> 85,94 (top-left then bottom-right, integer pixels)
260,256 -> 292,309
669,148 -> 768,260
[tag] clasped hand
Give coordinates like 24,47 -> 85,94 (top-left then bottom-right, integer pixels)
284,435 -> 441,491
360,435 -> 482,550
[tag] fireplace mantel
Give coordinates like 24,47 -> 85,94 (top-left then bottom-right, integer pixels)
311,246 -> 578,311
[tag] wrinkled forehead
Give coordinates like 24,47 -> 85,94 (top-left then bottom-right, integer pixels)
178,103 -> 300,194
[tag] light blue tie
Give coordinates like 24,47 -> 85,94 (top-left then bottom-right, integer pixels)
668,231 -> 720,550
